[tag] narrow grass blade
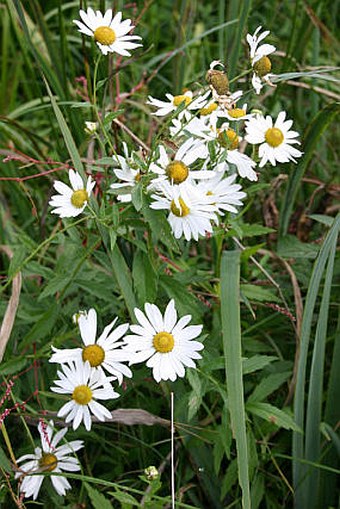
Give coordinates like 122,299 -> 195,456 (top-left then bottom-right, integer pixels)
304,237 -> 337,507
293,213 -> 340,507
279,103 -> 340,237
228,0 -> 252,79
43,75 -> 84,176
220,250 -> 251,509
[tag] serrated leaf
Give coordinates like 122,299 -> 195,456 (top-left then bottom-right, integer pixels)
38,274 -> 73,300
21,303 -> 60,347
108,490 -> 139,506
231,222 -> 275,238
248,372 -> 291,403
277,235 -> 319,259
247,402 -> 301,431
84,483 -> 113,509
0,357 -> 28,376
8,247 -> 27,278
103,111 -> 124,125
241,284 -> 280,303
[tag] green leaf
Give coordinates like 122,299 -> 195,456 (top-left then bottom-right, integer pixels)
0,357 -> 28,376
242,355 -> 278,375
308,214 -> 334,227
84,482 -> 114,509
21,303 -> 60,347
280,103 -> 340,236
0,446 -> 11,473
187,369 -> 203,421
132,251 -> 158,304
43,76 -> 84,177
248,372 -> 291,403
131,182 -> 143,212
220,250 -> 251,509
277,235 -> 319,259
241,284 -> 280,303
247,402 -> 301,431
108,490 -> 140,506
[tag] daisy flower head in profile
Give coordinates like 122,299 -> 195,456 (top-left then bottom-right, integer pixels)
110,142 -> 144,203
147,90 -> 210,121
15,420 -> 83,500
150,181 -> 218,241
184,117 -> 258,181
196,173 -> 247,215
49,169 -> 95,218
50,309 -> 132,385
73,8 -> 142,56
246,26 -> 276,94
245,111 -> 303,167
51,358 -> 119,431
123,299 -> 204,382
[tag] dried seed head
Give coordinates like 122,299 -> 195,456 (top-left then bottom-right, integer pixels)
206,69 -> 229,96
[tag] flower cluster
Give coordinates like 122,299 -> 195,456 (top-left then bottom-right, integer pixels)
16,302 -> 204,499
16,5 -> 306,504
49,18 -> 303,244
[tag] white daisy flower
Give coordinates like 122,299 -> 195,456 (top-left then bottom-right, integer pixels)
149,138 -> 211,188
51,359 -> 119,431
73,8 -> 142,56
196,173 -> 246,215
247,26 -> 276,65
15,420 -> 83,500
49,169 -> 95,218
245,111 -> 303,167
224,104 -> 253,122
84,121 -> 98,134
150,181 -> 218,241
110,142 -> 143,203
50,308 -> 132,385
123,299 -> 204,382
184,117 -> 258,181
246,26 -> 276,94
147,90 -> 210,120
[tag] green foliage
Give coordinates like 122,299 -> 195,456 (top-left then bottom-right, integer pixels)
0,1 -> 339,508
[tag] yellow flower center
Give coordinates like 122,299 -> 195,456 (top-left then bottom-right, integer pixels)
265,127 -> 284,147
94,26 -> 116,46
39,453 -> 58,472
82,344 -> 105,367
199,103 -> 218,116
72,385 -> 93,405
173,94 -> 192,107
218,128 -> 239,150
71,189 -> 89,208
227,108 -> 246,119
253,56 -> 272,77
166,161 -> 189,184
170,197 -> 190,217
153,332 -> 175,353
134,172 -> 142,182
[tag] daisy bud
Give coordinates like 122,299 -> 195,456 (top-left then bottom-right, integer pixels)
144,466 -> 159,481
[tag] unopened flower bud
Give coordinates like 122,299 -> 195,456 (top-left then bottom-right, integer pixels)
144,466 -> 159,481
